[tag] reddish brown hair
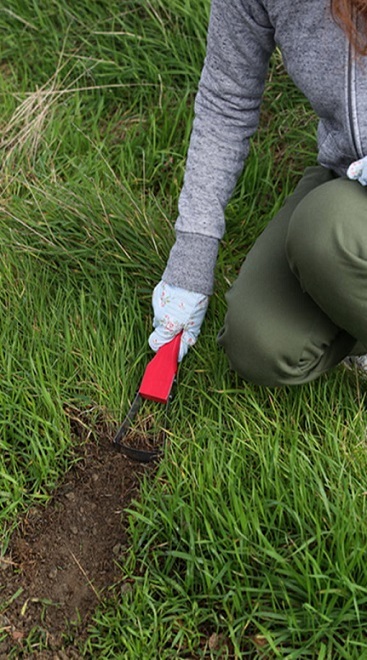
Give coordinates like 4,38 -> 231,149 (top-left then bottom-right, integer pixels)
331,0 -> 367,54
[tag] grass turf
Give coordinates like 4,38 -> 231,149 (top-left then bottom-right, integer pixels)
1,1 -> 367,657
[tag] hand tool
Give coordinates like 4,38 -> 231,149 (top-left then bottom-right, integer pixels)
112,332 -> 182,462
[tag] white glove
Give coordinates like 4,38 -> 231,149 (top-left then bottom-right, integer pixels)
148,281 -> 209,361
347,156 -> 367,186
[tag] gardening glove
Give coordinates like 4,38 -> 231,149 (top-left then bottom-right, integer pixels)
347,156 -> 367,186
148,281 -> 209,361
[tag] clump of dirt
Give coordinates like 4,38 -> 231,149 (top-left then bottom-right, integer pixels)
0,411 -> 152,659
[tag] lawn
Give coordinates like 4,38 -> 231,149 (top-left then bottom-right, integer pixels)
1,1 -> 367,658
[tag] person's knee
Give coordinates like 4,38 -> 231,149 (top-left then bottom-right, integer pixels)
219,306 -> 301,387
286,178 -> 366,287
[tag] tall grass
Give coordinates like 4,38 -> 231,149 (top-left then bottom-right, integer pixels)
2,0 -> 367,657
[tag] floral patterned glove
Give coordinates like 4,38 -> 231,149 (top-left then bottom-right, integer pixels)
347,156 -> 367,186
148,281 -> 209,361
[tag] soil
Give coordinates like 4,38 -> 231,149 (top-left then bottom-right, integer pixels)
0,408 -> 154,659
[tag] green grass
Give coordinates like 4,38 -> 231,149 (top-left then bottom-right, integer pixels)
2,0 -> 367,657
84,370 -> 367,658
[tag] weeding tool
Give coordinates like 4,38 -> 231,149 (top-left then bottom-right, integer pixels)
113,332 -> 182,462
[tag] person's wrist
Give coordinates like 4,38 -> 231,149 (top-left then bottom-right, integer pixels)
162,231 -> 219,295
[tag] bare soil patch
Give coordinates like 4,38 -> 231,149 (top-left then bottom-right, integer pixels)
0,412 -> 152,659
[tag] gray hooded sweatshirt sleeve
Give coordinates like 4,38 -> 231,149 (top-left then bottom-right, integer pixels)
163,0 -> 362,294
163,0 -> 275,294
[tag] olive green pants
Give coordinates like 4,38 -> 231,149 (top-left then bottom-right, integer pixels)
218,166 -> 367,386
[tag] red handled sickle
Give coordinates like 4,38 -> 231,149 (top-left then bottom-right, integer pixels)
112,332 -> 182,462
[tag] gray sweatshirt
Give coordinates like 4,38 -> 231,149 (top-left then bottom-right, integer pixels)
163,0 -> 367,295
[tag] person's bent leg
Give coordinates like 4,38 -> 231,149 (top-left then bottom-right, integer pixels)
218,167 -> 356,386
286,177 -> 367,350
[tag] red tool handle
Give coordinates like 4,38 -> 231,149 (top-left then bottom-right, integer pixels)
139,332 -> 182,404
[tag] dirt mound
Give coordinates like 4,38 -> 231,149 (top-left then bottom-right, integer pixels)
0,414 -> 151,658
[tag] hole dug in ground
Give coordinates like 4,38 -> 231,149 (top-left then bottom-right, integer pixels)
0,412 -> 153,659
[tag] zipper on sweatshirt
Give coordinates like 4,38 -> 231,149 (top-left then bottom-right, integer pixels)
346,12 -> 363,159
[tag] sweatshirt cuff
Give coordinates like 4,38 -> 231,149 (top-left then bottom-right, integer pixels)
162,231 -> 219,295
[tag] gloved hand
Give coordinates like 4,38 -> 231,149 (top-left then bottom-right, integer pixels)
347,156 -> 367,186
148,281 -> 209,361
